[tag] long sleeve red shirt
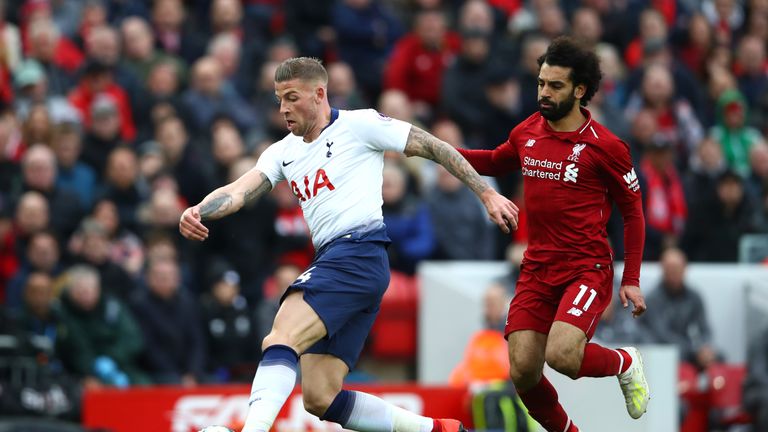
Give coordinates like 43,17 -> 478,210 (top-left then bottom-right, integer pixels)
458,110 -> 645,287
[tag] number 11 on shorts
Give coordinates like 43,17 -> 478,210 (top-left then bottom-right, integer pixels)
573,284 -> 597,311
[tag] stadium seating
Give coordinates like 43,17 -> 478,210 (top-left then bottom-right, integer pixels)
369,271 -> 419,360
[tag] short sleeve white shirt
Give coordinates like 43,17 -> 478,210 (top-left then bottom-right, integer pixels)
256,109 -> 411,248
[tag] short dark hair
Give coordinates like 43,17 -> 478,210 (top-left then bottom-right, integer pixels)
274,57 -> 328,85
537,36 -> 602,106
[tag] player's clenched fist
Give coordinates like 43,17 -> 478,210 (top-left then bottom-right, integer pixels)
179,206 -> 209,241
480,189 -> 519,234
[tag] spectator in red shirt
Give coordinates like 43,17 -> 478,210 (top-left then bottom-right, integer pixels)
383,8 -> 461,120
68,60 -> 136,142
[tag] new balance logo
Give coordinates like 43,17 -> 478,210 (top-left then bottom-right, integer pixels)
566,307 -> 583,317
525,139 -> 536,147
623,168 -> 640,192
564,163 -> 579,183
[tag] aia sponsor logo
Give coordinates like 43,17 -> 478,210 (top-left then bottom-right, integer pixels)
291,169 -> 335,202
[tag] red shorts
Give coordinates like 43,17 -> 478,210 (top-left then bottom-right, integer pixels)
504,260 -> 614,340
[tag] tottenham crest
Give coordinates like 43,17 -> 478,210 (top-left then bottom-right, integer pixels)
567,143 -> 587,162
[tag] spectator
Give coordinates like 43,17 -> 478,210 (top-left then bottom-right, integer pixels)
25,18 -> 82,91
151,0 -> 206,65
327,61 -> 367,110
98,146 -> 145,232
12,59 -> 78,124
624,8 -> 669,70
517,34 -> 550,118
130,258 -> 206,385
120,16 -> 186,85
56,265 -> 149,387
18,144 -> 83,238
383,8 -> 461,119
570,7 -> 603,49
207,32 -> 262,99
83,24 -> 143,112
682,169 -> 756,261
332,0 -> 404,101
81,95 -> 127,178
441,28 -> 496,143
207,0 -> 267,72
67,60 -> 136,142
20,102 -> 53,148
448,283 -> 510,386
0,0 -> 22,73
8,191 -> 50,266
6,230 -> 64,311
284,0 -> 336,61
710,89 -> 764,178
426,163 -> 495,261
154,115 -> 214,205
684,137 -> 727,211
200,264 -> 259,382
14,272 -> 60,352
677,14 -> 714,81
640,248 -> 719,370
180,56 -> 259,135
735,36 -> 768,114
624,64 -> 704,170
638,137 -> 688,260
72,217 -> 136,303
382,159 -> 435,274
51,122 -> 96,209
210,121 -> 246,188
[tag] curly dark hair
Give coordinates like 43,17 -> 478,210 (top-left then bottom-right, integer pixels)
536,36 -> 602,106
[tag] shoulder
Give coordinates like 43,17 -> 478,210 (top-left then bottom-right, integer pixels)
341,108 -> 393,123
587,119 -> 631,154
507,112 -> 541,141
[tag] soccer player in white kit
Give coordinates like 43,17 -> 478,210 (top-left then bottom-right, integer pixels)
179,57 -> 519,432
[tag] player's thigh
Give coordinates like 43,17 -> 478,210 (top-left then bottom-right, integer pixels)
553,265 -> 614,339
266,290 -> 328,353
508,330 -> 547,378
545,321 -> 588,368
300,353 -> 348,414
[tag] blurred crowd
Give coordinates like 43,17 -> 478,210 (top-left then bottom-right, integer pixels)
1,0 -> 768,409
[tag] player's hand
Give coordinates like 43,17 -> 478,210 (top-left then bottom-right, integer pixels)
480,189 -> 519,234
179,206 -> 209,241
619,284 -> 646,318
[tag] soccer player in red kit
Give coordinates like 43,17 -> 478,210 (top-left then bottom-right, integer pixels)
457,36 -> 650,431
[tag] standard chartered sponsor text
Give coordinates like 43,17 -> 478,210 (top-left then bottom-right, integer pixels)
523,156 -> 562,180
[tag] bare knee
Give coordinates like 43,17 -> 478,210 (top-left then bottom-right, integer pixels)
302,388 -> 337,418
509,350 -> 544,391
545,342 -> 582,379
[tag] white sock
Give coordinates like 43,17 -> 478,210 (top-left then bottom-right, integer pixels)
343,391 -> 433,432
241,346 -> 299,432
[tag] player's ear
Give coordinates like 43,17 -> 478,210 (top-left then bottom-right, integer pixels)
574,84 -> 586,100
315,85 -> 326,103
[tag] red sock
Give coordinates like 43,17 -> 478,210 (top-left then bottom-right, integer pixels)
517,376 -> 579,432
577,343 -> 632,377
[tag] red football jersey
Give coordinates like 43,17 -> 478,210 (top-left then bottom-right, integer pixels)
459,109 -> 645,286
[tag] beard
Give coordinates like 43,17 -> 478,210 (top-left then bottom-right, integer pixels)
538,92 -> 577,121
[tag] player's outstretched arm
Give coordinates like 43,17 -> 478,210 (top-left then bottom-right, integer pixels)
403,125 -> 519,233
179,169 -> 272,241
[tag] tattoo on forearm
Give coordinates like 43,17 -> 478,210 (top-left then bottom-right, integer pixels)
406,127 -> 488,195
244,173 -> 272,204
200,194 -> 233,221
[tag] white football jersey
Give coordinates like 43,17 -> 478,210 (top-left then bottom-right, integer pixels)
256,109 -> 411,248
